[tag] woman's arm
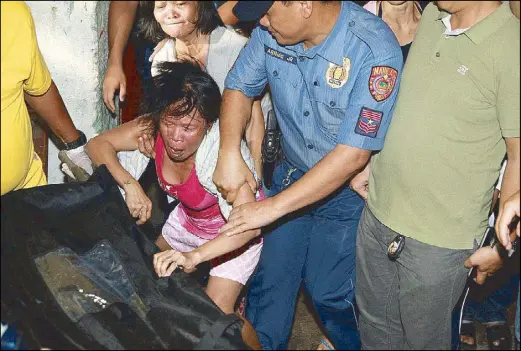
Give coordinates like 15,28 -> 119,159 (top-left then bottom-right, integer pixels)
86,118 -> 148,187
191,184 -> 260,265
245,99 -> 265,179
154,183 -> 261,276
86,118 -> 154,224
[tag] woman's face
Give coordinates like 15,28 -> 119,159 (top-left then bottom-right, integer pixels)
154,1 -> 199,40
159,108 -> 209,163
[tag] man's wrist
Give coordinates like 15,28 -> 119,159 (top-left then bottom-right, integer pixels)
62,130 -> 87,151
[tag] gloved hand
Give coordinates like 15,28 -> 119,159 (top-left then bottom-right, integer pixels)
59,145 -> 94,181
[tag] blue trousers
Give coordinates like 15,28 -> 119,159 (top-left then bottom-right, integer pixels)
245,160 -> 364,350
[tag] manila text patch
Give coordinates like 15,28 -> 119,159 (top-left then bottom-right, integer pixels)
368,66 -> 398,102
355,107 -> 383,138
264,45 -> 296,64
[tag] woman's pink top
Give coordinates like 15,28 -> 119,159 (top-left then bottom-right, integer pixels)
155,134 -> 225,240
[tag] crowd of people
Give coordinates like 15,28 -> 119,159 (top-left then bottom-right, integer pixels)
1,1 -> 520,350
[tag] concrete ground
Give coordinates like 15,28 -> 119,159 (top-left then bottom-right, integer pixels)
287,287 -> 518,350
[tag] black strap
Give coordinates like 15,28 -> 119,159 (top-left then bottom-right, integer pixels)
194,314 -> 242,350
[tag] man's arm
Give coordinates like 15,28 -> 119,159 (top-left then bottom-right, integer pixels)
103,1 -> 139,112
274,146 -> 370,214
220,146 -> 370,235
24,82 -> 80,144
496,138 -> 520,249
499,138 -> 520,209
244,99 -> 265,179
510,1 -> 520,19
214,26 -> 268,202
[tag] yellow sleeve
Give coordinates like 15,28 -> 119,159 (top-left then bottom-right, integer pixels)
22,2 -> 52,96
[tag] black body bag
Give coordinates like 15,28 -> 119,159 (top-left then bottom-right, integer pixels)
1,166 -> 249,350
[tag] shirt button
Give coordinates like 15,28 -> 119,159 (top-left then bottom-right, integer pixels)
273,70 -> 278,77
330,101 -> 336,107
299,56 -> 305,62
307,144 -> 314,149
435,52 -> 440,57
304,111 -> 310,117
349,20 -> 355,27
313,81 -> 318,86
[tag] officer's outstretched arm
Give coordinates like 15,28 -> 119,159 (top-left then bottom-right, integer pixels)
213,89 -> 257,204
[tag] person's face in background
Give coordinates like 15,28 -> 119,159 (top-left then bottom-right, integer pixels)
159,106 -> 210,163
387,1 -> 408,5
435,1 -> 474,14
259,1 -> 309,46
215,0 -> 240,25
154,1 -> 199,40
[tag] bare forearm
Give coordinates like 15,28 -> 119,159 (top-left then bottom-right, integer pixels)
194,184 -> 258,263
245,100 -> 265,177
86,139 -> 134,188
24,81 -> 80,143
500,158 -> 520,210
273,145 -> 371,215
219,89 -> 254,152
108,1 -> 138,66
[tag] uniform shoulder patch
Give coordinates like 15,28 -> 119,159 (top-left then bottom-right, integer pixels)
368,66 -> 398,102
354,107 -> 383,138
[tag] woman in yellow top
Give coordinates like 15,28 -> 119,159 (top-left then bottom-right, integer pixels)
1,1 -> 92,196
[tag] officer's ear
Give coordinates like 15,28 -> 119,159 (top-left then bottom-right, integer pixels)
296,1 -> 313,19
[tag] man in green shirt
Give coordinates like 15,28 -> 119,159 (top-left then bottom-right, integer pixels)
352,1 -> 520,349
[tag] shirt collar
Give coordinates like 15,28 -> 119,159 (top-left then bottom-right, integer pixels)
436,2 -> 512,44
284,1 -> 349,66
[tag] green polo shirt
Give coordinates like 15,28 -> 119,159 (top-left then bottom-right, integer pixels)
367,2 -> 520,249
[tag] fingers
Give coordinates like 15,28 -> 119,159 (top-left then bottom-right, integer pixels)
153,250 -> 188,277
119,81 -> 126,103
138,135 -> 156,158
464,256 -> 472,269
474,270 -> 487,285
103,85 -> 115,113
246,172 -> 258,194
496,207 -> 514,250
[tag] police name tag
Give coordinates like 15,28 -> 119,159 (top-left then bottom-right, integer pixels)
264,45 -> 296,65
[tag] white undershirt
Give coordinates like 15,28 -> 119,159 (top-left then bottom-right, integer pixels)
441,15 -> 470,36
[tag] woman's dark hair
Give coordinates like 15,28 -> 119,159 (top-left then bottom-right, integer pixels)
139,60 -> 222,134
138,1 -> 224,43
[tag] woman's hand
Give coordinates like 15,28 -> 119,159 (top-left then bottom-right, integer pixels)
153,249 -> 201,277
122,177 -> 152,225
138,133 -> 156,159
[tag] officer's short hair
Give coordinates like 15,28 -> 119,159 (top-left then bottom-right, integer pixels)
138,1 -> 224,43
280,0 -> 334,6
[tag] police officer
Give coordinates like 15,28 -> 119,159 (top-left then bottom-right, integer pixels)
213,1 -> 403,349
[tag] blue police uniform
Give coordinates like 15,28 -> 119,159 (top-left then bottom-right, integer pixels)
225,2 -> 403,349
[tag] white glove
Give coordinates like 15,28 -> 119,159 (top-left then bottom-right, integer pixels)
59,145 -> 93,181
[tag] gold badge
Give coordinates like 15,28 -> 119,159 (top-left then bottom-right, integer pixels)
326,57 -> 351,88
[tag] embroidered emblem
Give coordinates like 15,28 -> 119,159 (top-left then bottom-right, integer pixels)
264,45 -> 296,64
326,57 -> 351,88
354,107 -> 383,138
368,66 -> 398,102
457,65 -> 469,75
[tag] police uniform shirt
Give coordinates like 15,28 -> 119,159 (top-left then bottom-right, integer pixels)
225,1 -> 403,172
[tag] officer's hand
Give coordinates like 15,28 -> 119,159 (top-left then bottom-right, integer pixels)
220,198 -> 279,237
213,150 -> 257,204
464,246 -> 503,285
495,190 -> 520,251
350,162 -> 371,200
103,63 -> 126,114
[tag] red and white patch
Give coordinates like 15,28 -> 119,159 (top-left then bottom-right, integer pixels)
368,66 -> 398,102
